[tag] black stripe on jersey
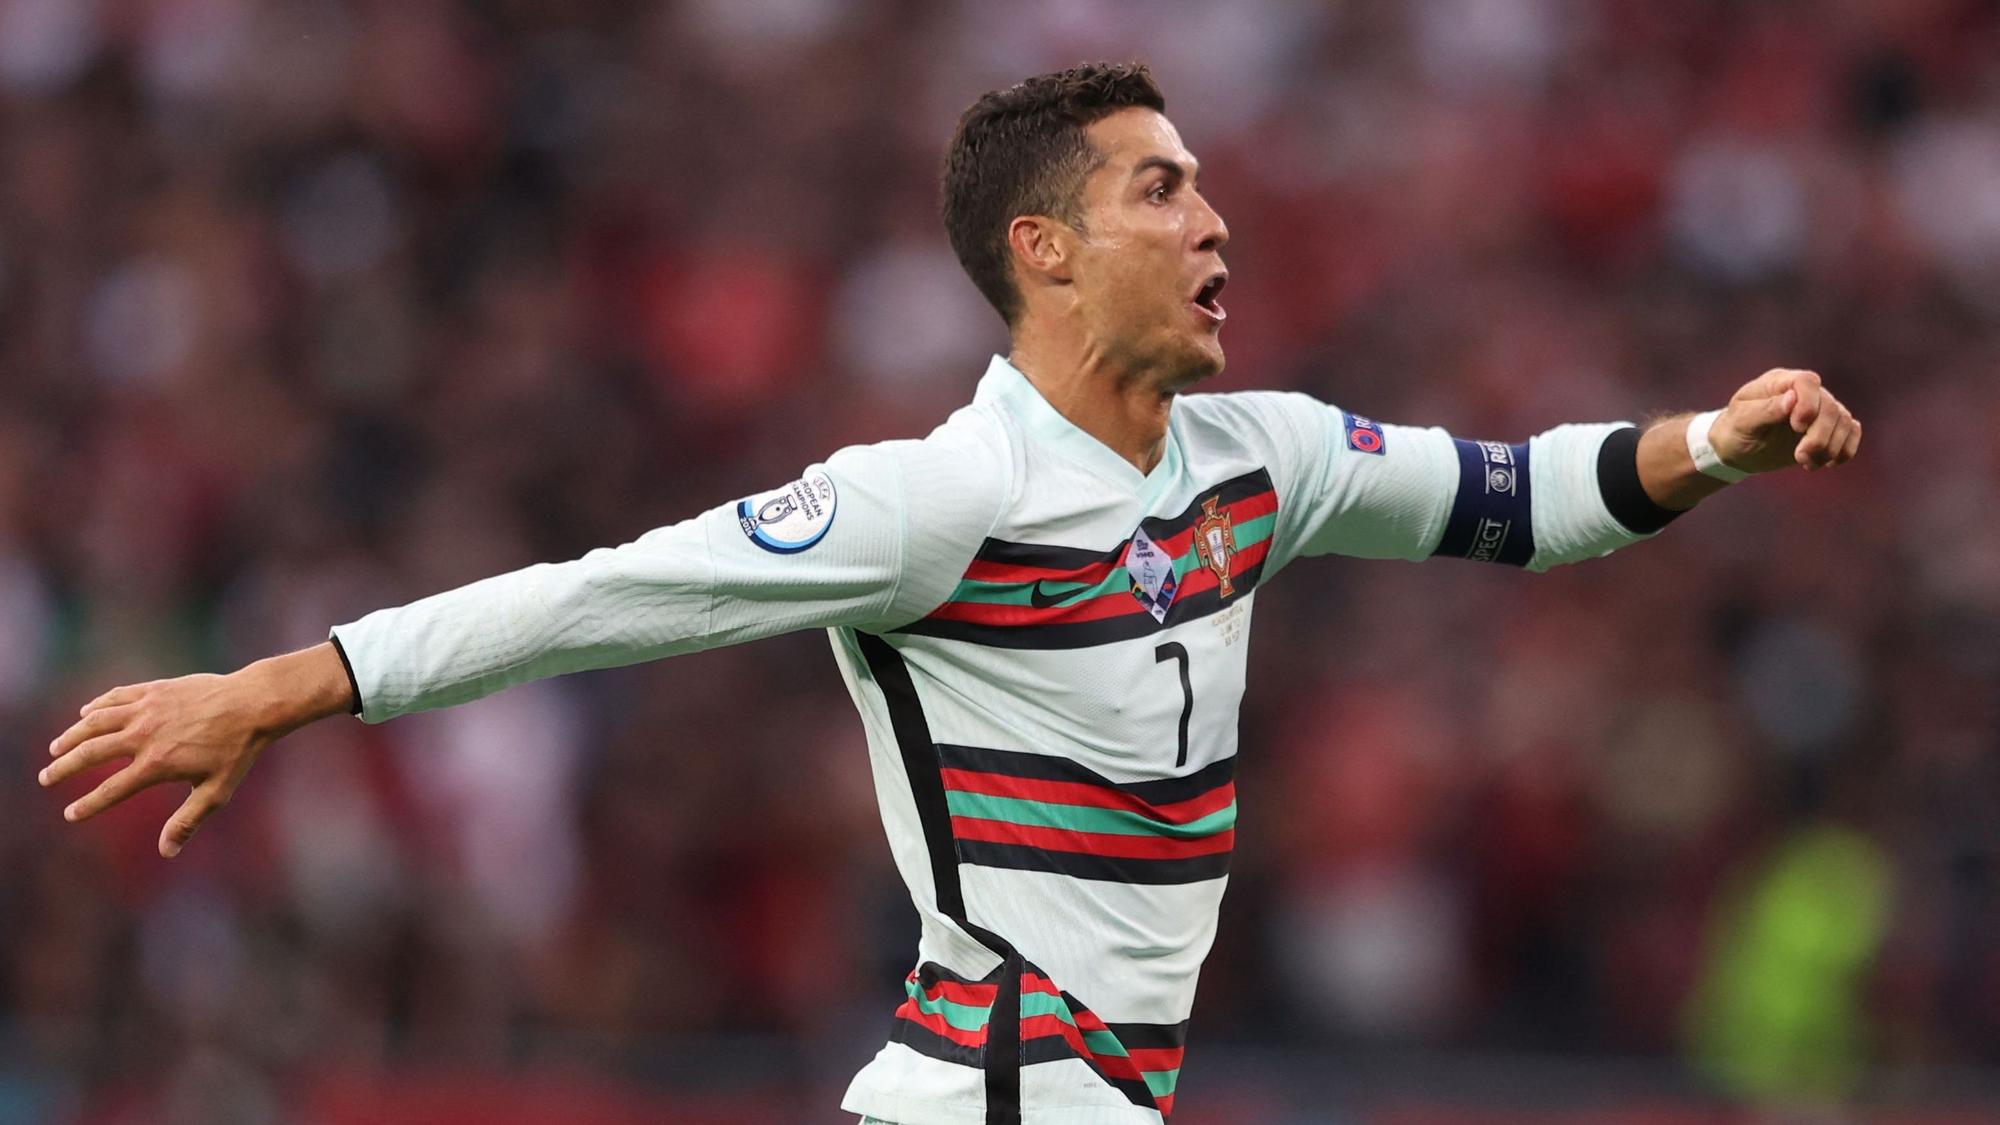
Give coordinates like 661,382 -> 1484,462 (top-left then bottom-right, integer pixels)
1433,438 -> 1536,567
1066,1000 -> 1181,1111
956,839 -> 1232,885
896,559 -> 1268,650
856,633 -> 1022,1125
938,743 -> 1237,807
859,632 -> 968,919
970,537 -> 1113,572
1103,1020 -> 1191,1051
891,1016 -> 985,1068
1042,1037 -> 1161,1113
892,1018 -> 1160,1111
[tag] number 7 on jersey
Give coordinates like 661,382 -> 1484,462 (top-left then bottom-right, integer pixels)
1154,642 -> 1193,768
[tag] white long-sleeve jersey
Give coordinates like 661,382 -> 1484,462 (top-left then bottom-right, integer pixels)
331,357 -> 1665,1124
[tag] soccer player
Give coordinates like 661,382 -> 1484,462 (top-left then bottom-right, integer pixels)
41,63 -> 1858,1124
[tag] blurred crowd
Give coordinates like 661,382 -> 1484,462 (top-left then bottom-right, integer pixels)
1,0 -> 1997,1121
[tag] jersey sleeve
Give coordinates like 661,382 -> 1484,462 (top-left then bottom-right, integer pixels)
1215,391 -> 1662,577
329,419 -> 1007,724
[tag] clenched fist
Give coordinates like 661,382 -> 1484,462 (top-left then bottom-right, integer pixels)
1708,368 -> 1861,475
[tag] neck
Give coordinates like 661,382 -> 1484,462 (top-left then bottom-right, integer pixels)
1008,324 -> 1174,475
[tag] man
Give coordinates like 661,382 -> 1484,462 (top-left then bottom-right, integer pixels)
42,63 -> 1858,1124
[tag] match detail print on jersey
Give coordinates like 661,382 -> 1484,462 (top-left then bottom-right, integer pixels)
1342,410 -> 1387,455
1125,528 -> 1178,622
896,469 -> 1276,649
736,470 -> 838,554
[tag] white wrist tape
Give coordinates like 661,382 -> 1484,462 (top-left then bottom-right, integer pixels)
1685,409 -> 1748,482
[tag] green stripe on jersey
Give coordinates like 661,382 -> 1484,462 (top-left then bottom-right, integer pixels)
903,978 -> 1073,1031
944,569 -> 1128,608
1232,512 -> 1276,551
1080,1027 -> 1130,1059
944,512 -> 1277,607
945,791 -> 1236,838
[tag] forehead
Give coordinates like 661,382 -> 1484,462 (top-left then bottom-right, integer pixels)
1082,107 -> 1196,178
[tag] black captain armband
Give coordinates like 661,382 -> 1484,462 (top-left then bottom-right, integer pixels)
1430,427 -> 1683,569
1433,439 -> 1535,567
1595,425 -> 1683,534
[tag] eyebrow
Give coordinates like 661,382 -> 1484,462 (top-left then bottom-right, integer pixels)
1132,155 -> 1199,187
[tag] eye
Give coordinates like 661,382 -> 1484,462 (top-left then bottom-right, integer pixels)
1148,181 -> 1170,203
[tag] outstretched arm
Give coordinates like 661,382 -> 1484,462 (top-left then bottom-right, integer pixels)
39,429 -> 1008,858
1238,366 -> 1860,578
40,643 -> 355,857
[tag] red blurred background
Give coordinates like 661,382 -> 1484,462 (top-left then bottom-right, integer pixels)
2,1 -> 1997,1121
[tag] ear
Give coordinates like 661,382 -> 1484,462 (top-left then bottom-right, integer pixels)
1006,214 -> 1076,290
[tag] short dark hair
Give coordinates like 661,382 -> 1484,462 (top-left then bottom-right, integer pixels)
942,62 -> 1167,326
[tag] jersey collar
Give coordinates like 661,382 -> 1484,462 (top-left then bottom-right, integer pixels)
974,355 -> 1183,496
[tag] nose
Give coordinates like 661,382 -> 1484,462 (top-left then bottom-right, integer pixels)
1193,192 -> 1228,253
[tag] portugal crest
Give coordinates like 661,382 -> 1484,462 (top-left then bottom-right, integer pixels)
1193,496 -> 1238,597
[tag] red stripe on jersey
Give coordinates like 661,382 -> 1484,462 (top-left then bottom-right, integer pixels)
939,769 -> 1236,825
962,556 -> 1122,587
928,532 -> 1269,627
946,489 -> 1277,607
923,587 -> 1150,626
1125,1047 -> 1185,1073
950,817 -> 1236,860
893,1000 -> 987,1047
1020,972 -> 1062,998
1165,536 -> 1271,598
1119,490 -> 1278,563
1022,1014 -> 1151,1085
957,487 -> 1276,586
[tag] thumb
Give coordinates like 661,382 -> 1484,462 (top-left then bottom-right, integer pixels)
1736,387 -> 1797,432
159,785 -> 226,858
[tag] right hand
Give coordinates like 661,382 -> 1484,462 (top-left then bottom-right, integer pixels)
1710,367 -> 1861,474
40,672 -> 277,858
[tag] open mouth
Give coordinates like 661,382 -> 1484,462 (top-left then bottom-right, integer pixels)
1191,272 -> 1227,322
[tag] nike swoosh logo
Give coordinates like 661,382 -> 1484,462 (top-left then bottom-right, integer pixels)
1028,579 -> 1094,609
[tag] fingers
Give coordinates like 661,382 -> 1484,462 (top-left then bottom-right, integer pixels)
1823,415 -> 1862,466
50,704 -> 135,758
1796,398 -> 1838,465
159,784 -> 229,859
1796,394 -> 1859,470
81,682 -> 147,717
38,732 -> 136,788
64,763 -> 157,824
1786,371 -> 1824,433
1736,367 -> 1810,401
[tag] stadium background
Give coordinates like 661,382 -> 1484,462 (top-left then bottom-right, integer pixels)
1,0 -> 1997,1121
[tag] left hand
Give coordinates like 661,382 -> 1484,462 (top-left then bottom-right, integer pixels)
1709,368 -> 1861,474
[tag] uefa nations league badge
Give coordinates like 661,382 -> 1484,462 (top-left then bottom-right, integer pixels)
738,470 -> 838,553
1126,528 -> 1179,622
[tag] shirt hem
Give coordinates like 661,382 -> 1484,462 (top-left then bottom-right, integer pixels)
842,1084 -> 1165,1125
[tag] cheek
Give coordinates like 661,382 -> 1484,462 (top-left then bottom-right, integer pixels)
1077,224 -> 1180,321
